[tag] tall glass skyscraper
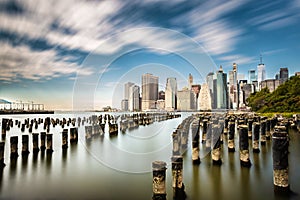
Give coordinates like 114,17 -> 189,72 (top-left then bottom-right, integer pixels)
257,56 -> 266,89
141,73 -> 158,111
216,66 -> 228,109
248,69 -> 256,84
165,77 -> 177,111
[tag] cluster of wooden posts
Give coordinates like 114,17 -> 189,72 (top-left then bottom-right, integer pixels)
152,113 -> 300,199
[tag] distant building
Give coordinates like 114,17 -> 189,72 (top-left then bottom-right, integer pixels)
215,66 -> 228,109
238,80 -> 247,108
199,83 -> 212,110
279,68 -> 289,83
121,99 -> 128,111
165,77 -> 177,111
206,72 -> 215,109
156,99 -> 165,110
257,55 -> 266,90
142,73 -> 158,111
248,69 -> 256,84
124,82 -> 135,100
177,87 -> 195,111
228,63 -> 238,110
242,83 -> 255,104
128,85 -> 140,111
158,91 -> 165,100
295,72 -> 300,76
260,79 -> 280,93
191,84 -> 201,110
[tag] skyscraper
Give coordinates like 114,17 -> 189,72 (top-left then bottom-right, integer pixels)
257,55 -> 266,89
141,73 -> 158,111
165,77 -> 177,111
206,72 -> 214,109
228,63 -> 238,109
216,66 -> 228,109
128,85 -> 140,111
199,83 -> 211,111
248,69 -> 256,83
124,82 -> 134,100
177,87 -> 195,111
279,68 -> 289,83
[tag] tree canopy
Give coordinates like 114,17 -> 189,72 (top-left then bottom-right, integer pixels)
246,76 -> 300,113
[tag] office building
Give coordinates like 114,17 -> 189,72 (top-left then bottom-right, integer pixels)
228,63 -> 238,109
199,83 -> 212,110
188,73 -> 193,89
165,77 -> 177,111
177,87 -> 195,111
128,85 -> 140,111
279,68 -> 289,83
248,69 -> 256,84
121,99 -> 128,111
257,56 -> 266,89
191,84 -> 201,110
141,73 -> 158,111
206,72 -> 215,109
215,66 -> 228,109
124,82 -> 135,100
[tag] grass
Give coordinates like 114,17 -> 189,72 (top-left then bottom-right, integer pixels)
257,112 -> 299,118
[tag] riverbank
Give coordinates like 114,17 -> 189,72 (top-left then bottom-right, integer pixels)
0,110 -> 54,115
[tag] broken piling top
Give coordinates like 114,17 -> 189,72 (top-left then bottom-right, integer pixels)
152,161 -> 167,170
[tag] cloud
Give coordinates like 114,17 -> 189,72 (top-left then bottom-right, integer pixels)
218,54 -> 257,66
0,42 -> 93,82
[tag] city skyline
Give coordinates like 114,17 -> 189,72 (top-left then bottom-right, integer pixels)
1,1 -> 300,110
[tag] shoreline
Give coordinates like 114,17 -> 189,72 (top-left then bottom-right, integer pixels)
0,110 -> 54,115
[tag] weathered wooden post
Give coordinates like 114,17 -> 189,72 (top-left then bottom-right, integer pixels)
152,161 -> 167,200
272,126 -> 289,194
253,122 -> 260,153
172,131 -> 180,156
0,142 -> 5,167
46,134 -> 53,154
191,120 -> 200,164
40,132 -> 46,151
248,118 -> 253,139
224,117 -> 229,135
1,119 -> 8,140
205,121 -> 212,150
10,136 -> 18,159
212,124 -> 222,165
260,120 -> 267,145
239,125 -> 251,167
171,156 -> 186,199
202,119 -> 208,143
21,135 -> 30,156
32,133 -> 39,154
70,128 -> 78,144
85,126 -> 92,140
62,129 -> 68,149
266,119 -> 271,140
228,121 -> 235,152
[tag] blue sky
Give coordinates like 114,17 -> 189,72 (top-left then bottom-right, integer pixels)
0,0 -> 300,110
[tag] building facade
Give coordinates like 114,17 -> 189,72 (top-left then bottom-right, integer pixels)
128,85 -> 140,111
199,83 -> 212,110
215,66 -> 228,109
141,73 -> 158,111
177,87 -> 195,111
165,77 -> 177,111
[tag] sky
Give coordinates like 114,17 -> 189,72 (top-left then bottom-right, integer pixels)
0,0 -> 300,110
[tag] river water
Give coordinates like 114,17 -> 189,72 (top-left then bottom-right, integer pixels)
0,112 -> 299,200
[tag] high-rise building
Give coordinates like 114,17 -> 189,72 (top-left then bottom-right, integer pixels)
158,91 -> 165,100
177,87 -> 195,111
121,99 -> 128,111
124,82 -> 135,100
279,68 -> 289,83
165,77 -> 177,111
238,80 -> 247,108
248,69 -> 256,83
128,85 -> 140,111
257,55 -> 266,89
228,63 -> 238,109
199,83 -> 212,110
215,66 -> 228,109
191,84 -> 201,110
206,72 -> 214,109
188,73 -> 193,89
141,73 -> 158,111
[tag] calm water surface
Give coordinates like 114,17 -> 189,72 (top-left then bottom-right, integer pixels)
0,112 -> 299,200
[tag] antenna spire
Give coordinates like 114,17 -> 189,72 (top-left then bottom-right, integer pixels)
260,54 -> 262,64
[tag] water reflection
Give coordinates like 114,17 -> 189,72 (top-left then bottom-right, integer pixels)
9,157 -> 17,179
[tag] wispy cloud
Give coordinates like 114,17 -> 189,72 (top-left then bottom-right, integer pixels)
0,42 -> 93,82
218,54 -> 257,66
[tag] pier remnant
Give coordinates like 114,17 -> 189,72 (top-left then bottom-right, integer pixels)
10,136 -> 18,159
272,126 -> 289,194
239,125 -> 251,167
22,135 -> 30,156
152,161 -> 167,200
253,122 -> 260,153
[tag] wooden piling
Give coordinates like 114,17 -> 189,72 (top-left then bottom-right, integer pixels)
212,124 -> 222,165
70,128 -> 78,144
253,122 -> 260,153
228,121 -> 235,152
22,135 -> 30,156
202,119 -> 208,143
85,126 -> 92,140
40,132 -> 46,151
171,156 -> 186,199
0,142 -> 5,167
152,161 -> 167,200
32,133 -> 39,154
62,129 -> 68,149
10,136 -> 18,159
248,118 -> 253,139
191,120 -> 200,164
1,119 -> 8,140
272,126 -> 289,194
239,125 -> 251,167
205,121 -> 212,150
260,120 -> 266,145
46,134 -> 53,154
266,119 -> 271,140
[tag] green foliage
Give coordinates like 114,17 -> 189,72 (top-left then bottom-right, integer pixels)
246,76 -> 300,113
